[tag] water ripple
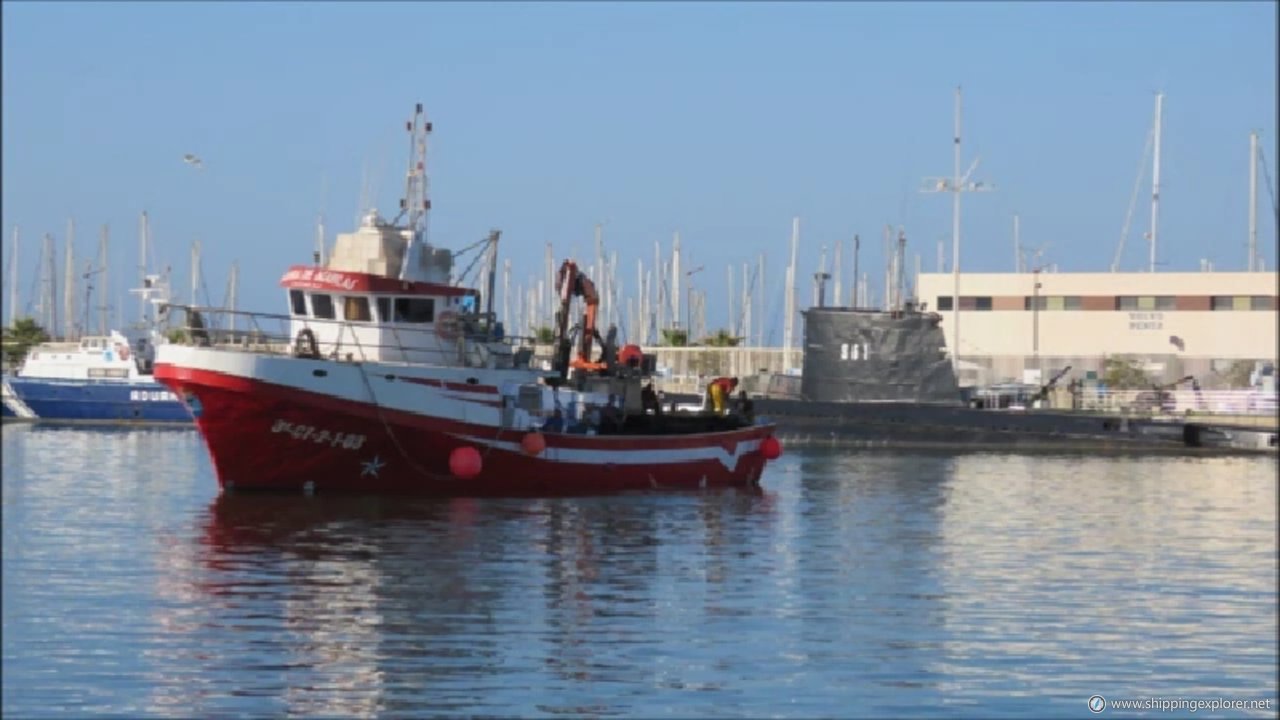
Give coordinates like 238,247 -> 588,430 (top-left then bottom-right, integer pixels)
3,427 -> 1276,717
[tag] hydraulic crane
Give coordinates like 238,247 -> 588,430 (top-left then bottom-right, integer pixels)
554,259 -> 608,375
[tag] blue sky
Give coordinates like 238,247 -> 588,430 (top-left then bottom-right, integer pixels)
3,1 -> 1276,342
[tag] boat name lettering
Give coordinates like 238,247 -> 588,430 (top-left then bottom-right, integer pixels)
270,419 -> 366,450
283,268 -> 357,290
130,390 -> 177,402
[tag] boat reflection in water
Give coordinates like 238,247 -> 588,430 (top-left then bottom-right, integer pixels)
147,487 -> 777,717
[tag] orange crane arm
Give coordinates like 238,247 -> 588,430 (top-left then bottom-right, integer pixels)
555,260 -> 607,372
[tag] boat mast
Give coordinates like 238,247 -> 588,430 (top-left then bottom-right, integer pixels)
64,219 -> 75,339
98,226 -> 109,334
920,86 -> 992,365
484,230 -> 500,323
851,234 -> 860,309
8,226 -> 17,327
227,261 -> 238,335
1249,130 -> 1259,271
671,232 -> 681,333
397,103 -> 431,281
783,217 -> 799,370
832,238 -> 843,307
1013,214 -> 1022,273
190,240 -> 201,307
1149,91 -> 1164,273
138,211 -> 150,323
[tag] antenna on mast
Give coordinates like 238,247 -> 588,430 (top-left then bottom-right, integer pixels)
921,86 -> 994,366
397,103 -> 432,281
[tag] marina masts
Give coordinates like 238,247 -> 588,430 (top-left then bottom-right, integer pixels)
783,217 -> 799,369
1149,91 -> 1164,273
64,219 -> 75,339
1249,130 -> 1259,271
851,234 -> 860,309
8,226 -> 17,327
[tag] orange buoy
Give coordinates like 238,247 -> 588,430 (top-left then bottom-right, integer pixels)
521,432 -> 546,456
760,436 -> 782,460
449,446 -> 483,479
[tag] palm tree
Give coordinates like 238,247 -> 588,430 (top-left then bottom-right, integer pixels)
533,326 -> 556,344
702,328 -> 740,347
660,328 -> 688,347
2,317 -> 51,366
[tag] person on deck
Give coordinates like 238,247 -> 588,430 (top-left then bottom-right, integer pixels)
733,389 -> 755,423
705,377 -> 738,415
600,394 -> 624,432
542,408 -> 565,433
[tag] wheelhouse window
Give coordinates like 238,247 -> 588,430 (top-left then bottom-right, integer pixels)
393,297 -> 435,323
376,297 -> 391,323
311,293 -> 336,320
289,290 -> 307,316
343,296 -> 371,322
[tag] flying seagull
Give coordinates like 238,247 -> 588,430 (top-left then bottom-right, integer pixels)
183,154 -> 204,170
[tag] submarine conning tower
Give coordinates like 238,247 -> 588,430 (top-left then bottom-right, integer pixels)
800,306 -> 961,404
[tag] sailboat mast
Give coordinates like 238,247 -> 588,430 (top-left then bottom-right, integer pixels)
784,217 -> 799,369
98,225 -> 109,334
64,219 -> 75,339
1149,91 -> 1164,273
1249,127 -> 1259,270
8,226 -> 17,327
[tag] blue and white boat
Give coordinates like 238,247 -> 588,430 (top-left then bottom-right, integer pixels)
1,328 -> 192,424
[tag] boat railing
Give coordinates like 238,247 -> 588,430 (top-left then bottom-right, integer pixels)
161,304 -> 541,370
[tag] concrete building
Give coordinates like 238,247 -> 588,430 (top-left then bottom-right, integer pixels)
915,271 -> 1278,386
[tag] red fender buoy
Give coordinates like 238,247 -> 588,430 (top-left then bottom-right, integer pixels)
760,436 -> 782,460
521,432 -> 546,456
449,446 -> 483,479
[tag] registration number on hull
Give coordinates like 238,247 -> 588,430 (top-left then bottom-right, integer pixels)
271,419 -> 367,450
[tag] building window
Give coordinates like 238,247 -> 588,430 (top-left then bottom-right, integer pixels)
1115,296 -> 1173,311
1214,295 -> 1276,311
394,297 -> 435,323
1116,296 -> 1137,310
936,296 -> 953,311
1063,296 -> 1082,310
958,296 -> 992,311
311,293 -> 335,319
289,290 -> 307,316
1154,296 -> 1176,310
343,296 -> 371,322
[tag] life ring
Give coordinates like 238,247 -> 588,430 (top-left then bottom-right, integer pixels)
293,328 -> 320,359
435,311 -> 461,341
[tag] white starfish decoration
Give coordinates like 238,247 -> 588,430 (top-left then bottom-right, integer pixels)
361,455 -> 386,478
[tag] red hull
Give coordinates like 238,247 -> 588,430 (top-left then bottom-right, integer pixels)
156,364 -> 775,496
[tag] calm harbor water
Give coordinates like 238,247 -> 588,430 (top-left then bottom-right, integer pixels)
3,424 -> 1276,718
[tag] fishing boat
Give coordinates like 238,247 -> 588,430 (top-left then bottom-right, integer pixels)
153,104 -> 782,495
2,276 -> 191,424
